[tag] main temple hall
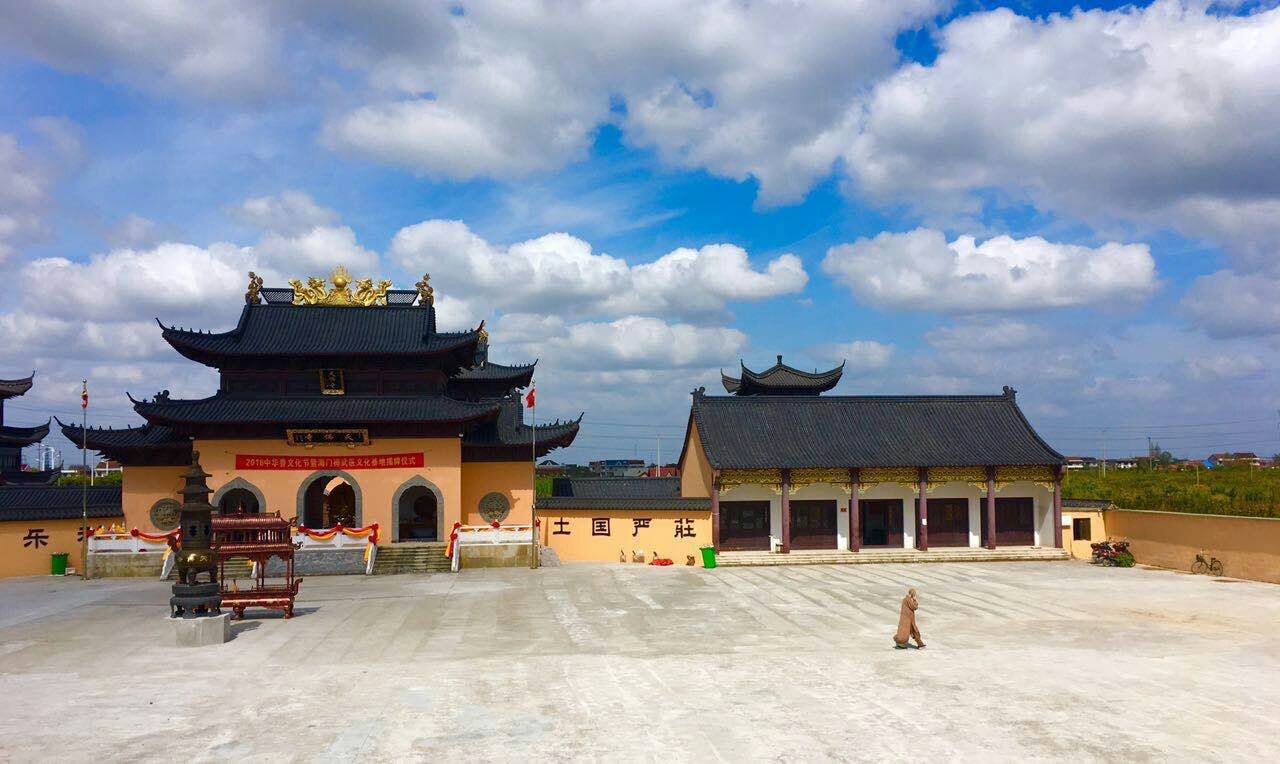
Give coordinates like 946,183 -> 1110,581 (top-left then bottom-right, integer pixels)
61,268 -> 580,544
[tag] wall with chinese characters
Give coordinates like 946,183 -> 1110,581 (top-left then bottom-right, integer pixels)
539,509 -> 712,563
0,518 -> 101,578
461,461 -> 532,526
194,436 -> 463,530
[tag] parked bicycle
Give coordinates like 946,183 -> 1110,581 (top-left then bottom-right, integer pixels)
1191,552 -> 1224,577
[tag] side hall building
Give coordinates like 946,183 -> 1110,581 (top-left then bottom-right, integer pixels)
678,357 -> 1067,555
62,268 -> 580,541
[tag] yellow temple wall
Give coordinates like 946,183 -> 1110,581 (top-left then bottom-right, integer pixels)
123,465 -> 187,532
193,436 -> 464,533
679,422 -> 713,498
0,518 -> 92,578
461,461 -> 534,526
539,509 -> 712,563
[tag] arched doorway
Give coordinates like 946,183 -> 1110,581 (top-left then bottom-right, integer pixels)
297,471 -> 362,528
392,477 -> 443,542
218,488 -> 260,514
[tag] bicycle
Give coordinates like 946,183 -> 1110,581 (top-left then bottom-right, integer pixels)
1191,552 -> 1224,577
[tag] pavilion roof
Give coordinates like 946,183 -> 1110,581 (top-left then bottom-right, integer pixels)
160,303 -> 481,367
58,419 -> 191,466
687,387 -> 1064,469
131,392 -> 501,428
0,420 -> 49,447
462,396 -> 580,455
0,468 -> 59,486
721,355 -> 844,396
0,372 -> 34,399
0,485 -> 123,521
452,361 -> 537,385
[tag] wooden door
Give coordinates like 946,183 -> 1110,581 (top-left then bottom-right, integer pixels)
995,497 -> 1035,546
926,498 -> 970,547
790,500 -> 837,550
720,501 -> 771,551
860,499 -> 904,547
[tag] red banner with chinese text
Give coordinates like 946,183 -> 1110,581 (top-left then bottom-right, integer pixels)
235,453 -> 424,470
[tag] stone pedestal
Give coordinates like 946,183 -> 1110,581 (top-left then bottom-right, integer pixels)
169,613 -> 231,647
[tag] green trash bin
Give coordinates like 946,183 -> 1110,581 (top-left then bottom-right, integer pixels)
51,552 -> 70,576
700,546 -> 717,569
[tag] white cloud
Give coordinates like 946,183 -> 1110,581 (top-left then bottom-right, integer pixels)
390,219 -> 805,320
819,340 -> 894,373
925,320 -> 1050,351
1184,353 -> 1265,382
0,1 -> 282,100
845,2 -> 1280,268
494,313 -> 746,372
255,226 -> 379,275
822,228 -> 1156,312
235,190 -> 339,235
1181,270 -> 1280,338
0,120 -> 81,261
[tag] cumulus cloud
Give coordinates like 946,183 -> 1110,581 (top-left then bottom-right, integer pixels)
1181,270 -> 1280,338
1183,353 -> 1265,382
845,2 -> 1280,267
818,340 -> 894,373
0,120 -> 81,261
822,228 -> 1156,312
0,1 -> 282,100
925,320 -> 1050,351
508,315 -> 748,372
235,190 -> 339,235
390,219 -> 806,320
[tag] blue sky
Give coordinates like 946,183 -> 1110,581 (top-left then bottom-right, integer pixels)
1,0 -> 1278,467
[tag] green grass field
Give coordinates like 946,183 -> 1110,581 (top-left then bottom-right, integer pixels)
1064,466 -> 1280,518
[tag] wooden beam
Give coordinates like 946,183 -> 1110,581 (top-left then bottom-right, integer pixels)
917,468 -> 929,551
986,466 -> 997,550
849,467 -> 860,552
711,469 -> 721,550
1053,468 -> 1064,548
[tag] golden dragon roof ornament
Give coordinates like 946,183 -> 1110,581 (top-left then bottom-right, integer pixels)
288,266 -> 392,307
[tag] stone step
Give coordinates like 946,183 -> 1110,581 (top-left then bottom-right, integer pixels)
371,543 -> 451,575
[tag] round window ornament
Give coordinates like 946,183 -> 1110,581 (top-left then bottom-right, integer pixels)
478,492 -> 511,523
149,498 -> 182,531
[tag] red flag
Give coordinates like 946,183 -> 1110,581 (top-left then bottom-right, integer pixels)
81,380 -> 88,409
524,386 -> 536,409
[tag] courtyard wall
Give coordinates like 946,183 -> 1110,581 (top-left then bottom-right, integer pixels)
539,508 -> 712,563
1104,508 -> 1280,584
0,518 -> 90,577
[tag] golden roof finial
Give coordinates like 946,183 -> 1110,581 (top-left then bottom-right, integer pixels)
288,265 -> 390,307
477,319 -> 488,344
415,273 -> 434,306
245,272 -> 263,305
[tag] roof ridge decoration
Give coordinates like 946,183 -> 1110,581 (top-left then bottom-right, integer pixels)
288,266 -> 392,307
245,271 -> 264,304
415,273 -> 434,305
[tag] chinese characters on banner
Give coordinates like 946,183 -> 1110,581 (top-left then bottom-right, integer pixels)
235,453 -> 424,470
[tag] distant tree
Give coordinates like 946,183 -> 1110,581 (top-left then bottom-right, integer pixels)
55,472 -> 122,487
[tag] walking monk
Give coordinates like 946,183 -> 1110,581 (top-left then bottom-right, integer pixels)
893,587 -> 926,649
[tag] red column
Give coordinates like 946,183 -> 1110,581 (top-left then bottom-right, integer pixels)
917,468 -> 928,551
986,466 -> 997,550
849,468 -> 860,553
710,470 -> 721,550
780,469 -> 791,554
1053,469 -> 1063,548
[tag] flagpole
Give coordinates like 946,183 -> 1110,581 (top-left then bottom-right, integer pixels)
80,379 -> 88,581
530,381 -> 538,570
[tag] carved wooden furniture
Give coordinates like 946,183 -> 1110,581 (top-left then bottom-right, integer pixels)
212,511 -> 302,619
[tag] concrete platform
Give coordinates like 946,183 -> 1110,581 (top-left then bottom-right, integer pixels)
169,612 -> 231,646
716,545 -> 1069,566
0,562 -> 1277,759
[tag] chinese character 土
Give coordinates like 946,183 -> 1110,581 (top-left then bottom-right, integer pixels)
674,518 -> 695,538
552,518 -> 571,536
23,528 -> 50,549
632,518 -> 652,537
591,518 -> 611,536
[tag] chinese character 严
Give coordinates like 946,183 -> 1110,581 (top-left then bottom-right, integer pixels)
632,518 -> 651,537
591,518 -> 611,536
23,528 -> 50,548
674,518 -> 695,538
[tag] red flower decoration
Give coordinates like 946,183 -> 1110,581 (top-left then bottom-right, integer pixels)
490,520 -> 500,529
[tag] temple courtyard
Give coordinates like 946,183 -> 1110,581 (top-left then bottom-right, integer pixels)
1,562 -> 1277,761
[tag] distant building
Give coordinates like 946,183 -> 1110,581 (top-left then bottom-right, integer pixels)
589,459 -> 647,477
1207,452 -> 1262,468
645,464 -> 679,478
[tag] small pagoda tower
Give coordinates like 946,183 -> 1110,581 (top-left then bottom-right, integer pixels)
169,451 -> 222,618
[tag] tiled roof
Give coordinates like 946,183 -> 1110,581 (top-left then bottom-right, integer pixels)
0,469 -> 59,486
452,361 -> 536,385
538,476 -> 705,510
0,421 -> 49,447
722,356 -> 843,396
463,397 -> 580,452
161,303 -> 479,364
0,373 -> 34,399
0,485 -> 123,521
133,393 -> 500,427
537,496 -> 711,511
58,419 -> 190,455
689,388 -> 1064,469
1063,498 -> 1115,509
